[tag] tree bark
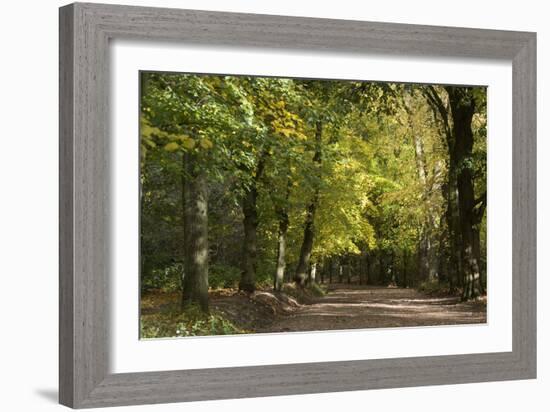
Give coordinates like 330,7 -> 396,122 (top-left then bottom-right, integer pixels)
295,121 -> 323,286
239,154 -> 267,293
274,169 -> 291,291
358,254 -> 364,285
444,178 -> 462,292
365,254 -> 370,285
389,250 -> 396,285
181,152 -> 209,312
423,86 -> 462,290
274,207 -> 289,292
446,87 -> 483,300
239,189 -> 258,293
411,119 -> 438,282
402,250 -> 408,287
308,262 -> 317,285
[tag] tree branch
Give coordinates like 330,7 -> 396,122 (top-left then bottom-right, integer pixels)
422,86 -> 453,149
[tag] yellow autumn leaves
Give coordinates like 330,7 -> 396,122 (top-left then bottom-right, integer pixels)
163,142 -> 180,152
163,134 -> 196,152
141,117 -> 214,153
163,136 -> 214,152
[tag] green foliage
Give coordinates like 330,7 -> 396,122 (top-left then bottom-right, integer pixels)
140,304 -> 246,339
208,264 -> 241,289
141,262 -> 183,293
139,71 -> 487,303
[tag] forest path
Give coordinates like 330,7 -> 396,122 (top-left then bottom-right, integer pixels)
255,284 -> 486,333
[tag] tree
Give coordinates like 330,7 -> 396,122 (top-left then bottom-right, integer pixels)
139,73 -> 487,311
273,165 -> 291,291
423,85 -> 486,298
403,90 -> 441,282
181,150 -> 209,310
294,120 -> 323,286
293,80 -> 386,286
141,73 -> 257,311
235,78 -> 308,292
446,86 -> 486,300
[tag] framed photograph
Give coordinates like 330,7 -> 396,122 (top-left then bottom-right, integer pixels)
59,2 -> 536,408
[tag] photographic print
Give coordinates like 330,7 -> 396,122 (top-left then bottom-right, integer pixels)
139,72 -> 487,339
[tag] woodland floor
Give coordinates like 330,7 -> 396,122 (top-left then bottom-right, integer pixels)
141,284 -> 487,336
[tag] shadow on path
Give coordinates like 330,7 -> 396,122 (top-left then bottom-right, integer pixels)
257,284 -> 486,333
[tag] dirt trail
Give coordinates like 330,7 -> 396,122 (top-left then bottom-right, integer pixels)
250,284 -> 486,333
142,284 -> 487,336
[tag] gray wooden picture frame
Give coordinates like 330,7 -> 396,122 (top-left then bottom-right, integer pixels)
59,2 -> 536,408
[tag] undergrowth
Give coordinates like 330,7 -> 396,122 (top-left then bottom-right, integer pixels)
417,279 -> 451,295
140,304 -> 246,339
282,282 -> 327,301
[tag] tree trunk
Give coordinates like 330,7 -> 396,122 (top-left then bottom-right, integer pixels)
239,154 -> 267,293
239,189 -> 258,293
437,220 -> 450,285
274,208 -> 289,292
446,87 -> 482,300
446,172 -> 463,292
408,97 -> 435,283
474,224 -> 485,293
365,254 -> 370,285
274,170 -> 291,291
402,250 -> 408,287
308,262 -> 317,285
295,202 -> 316,286
295,121 -> 322,286
378,252 -> 385,285
423,86 -> 462,292
412,128 -> 439,282
389,250 -> 396,285
457,168 -> 482,300
181,152 -> 209,312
